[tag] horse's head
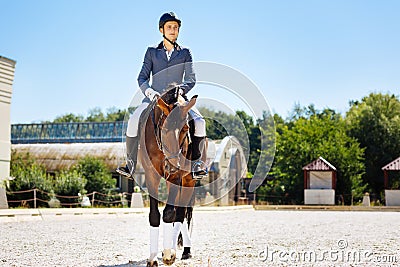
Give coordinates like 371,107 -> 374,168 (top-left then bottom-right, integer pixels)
156,85 -> 197,175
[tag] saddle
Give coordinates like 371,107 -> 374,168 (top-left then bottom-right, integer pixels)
138,100 -> 157,142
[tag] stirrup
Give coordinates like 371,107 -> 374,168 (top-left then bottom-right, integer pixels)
116,165 -> 133,178
192,161 -> 208,180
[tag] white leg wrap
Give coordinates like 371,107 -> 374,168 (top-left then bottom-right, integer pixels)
163,222 -> 173,249
181,220 -> 192,247
172,222 -> 182,250
149,226 -> 159,261
126,102 -> 148,137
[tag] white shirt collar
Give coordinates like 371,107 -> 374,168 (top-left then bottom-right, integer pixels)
164,44 -> 174,60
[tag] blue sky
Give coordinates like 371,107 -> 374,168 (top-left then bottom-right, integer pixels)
3,0 -> 400,123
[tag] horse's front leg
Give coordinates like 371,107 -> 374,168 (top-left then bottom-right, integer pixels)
161,180 -> 180,265
145,167 -> 161,267
147,195 -> 160,267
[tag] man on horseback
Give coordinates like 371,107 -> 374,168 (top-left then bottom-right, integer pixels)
117,11 -> 207,180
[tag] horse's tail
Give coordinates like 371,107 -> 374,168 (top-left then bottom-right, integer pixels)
177,206 -> 193,248
186,206 -> 193,231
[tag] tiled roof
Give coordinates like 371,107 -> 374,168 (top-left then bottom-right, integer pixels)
382,157 -> 400,171
302,156 -> 336,171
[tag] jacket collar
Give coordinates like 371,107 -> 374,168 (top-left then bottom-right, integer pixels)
156,41 -> 181,51
156,41 -> 181,61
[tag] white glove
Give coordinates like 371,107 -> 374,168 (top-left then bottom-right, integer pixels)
145,88 -> 160,101
178,88 -> 184,96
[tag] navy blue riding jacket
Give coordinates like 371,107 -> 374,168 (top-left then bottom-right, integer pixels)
137,42 -> 196,102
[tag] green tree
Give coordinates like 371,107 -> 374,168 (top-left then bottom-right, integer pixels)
270,107 -> 365,204
198,107 -> 229,140
346,93 -> 400,195
86,107 -> 106,122
237,111 -> 261,174
53,113 -> 84,123
52,107 -> 128,123
105,107 -> 127,122
198,107 -> 252,172
247,111 -> 276,182
198,107 -> 274,177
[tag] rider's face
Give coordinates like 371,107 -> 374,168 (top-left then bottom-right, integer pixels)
160,21 -> 180,41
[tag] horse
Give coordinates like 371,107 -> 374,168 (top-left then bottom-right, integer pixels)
138,85 -> 198,266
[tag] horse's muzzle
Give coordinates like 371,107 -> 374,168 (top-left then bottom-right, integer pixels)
164,160 -> 180,175
164,149 -> 182,175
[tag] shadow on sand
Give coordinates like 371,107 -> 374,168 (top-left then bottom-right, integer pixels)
98,259 -> 148,267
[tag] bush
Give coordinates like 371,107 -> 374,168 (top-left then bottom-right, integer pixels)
53,169 -> 87,205
256,180 -> 286,205
8,151 -> 53,207
7,152 -> 118,207
75,156 -> 116,195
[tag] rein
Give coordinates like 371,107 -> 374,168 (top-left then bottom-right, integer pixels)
151,109 -> 164,151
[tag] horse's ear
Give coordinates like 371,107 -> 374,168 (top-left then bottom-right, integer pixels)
157,98 -> 170,115
182,95 -> 197,114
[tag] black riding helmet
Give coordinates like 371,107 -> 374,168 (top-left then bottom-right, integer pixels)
159,12 -> 181,29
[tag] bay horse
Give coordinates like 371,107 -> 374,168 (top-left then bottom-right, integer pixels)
138,85 -> 198,266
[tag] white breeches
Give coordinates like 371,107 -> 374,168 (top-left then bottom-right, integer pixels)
126,102 -> 148,137
126,102 -> 206,138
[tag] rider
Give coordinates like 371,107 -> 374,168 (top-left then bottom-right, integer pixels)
117,12 -> 208,180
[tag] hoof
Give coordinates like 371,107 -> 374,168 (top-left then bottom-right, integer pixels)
181,252 -> 192,260
162,249 -> 176,266
146,260 -> 158,267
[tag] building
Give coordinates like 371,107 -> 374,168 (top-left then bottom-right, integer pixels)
303,156 -> 336,205
382,157 -> 400,206
205,136 -> 248,205
0,56 -> 16,209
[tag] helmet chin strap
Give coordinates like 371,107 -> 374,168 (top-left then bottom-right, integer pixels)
163,34 -> 178,49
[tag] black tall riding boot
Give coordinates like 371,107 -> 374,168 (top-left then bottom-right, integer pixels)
116,136 -> 139,178
191,136 -> 208,179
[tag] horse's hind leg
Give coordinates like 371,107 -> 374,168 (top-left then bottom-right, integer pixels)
148,195 -> 160,266
173,189 -> 195,258
180,194 -> 194,260
172,206 -> 186,250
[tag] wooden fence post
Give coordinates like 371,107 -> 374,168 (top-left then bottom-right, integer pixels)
33,189 -> 37,209
92,192 -> 96,207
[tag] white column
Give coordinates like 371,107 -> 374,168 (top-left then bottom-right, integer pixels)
0,56 -> 16,209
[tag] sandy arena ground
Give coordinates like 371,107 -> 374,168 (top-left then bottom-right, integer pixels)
1,207 -> 399,267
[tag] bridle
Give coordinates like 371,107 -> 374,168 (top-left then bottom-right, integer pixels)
153,98 -> 190,179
